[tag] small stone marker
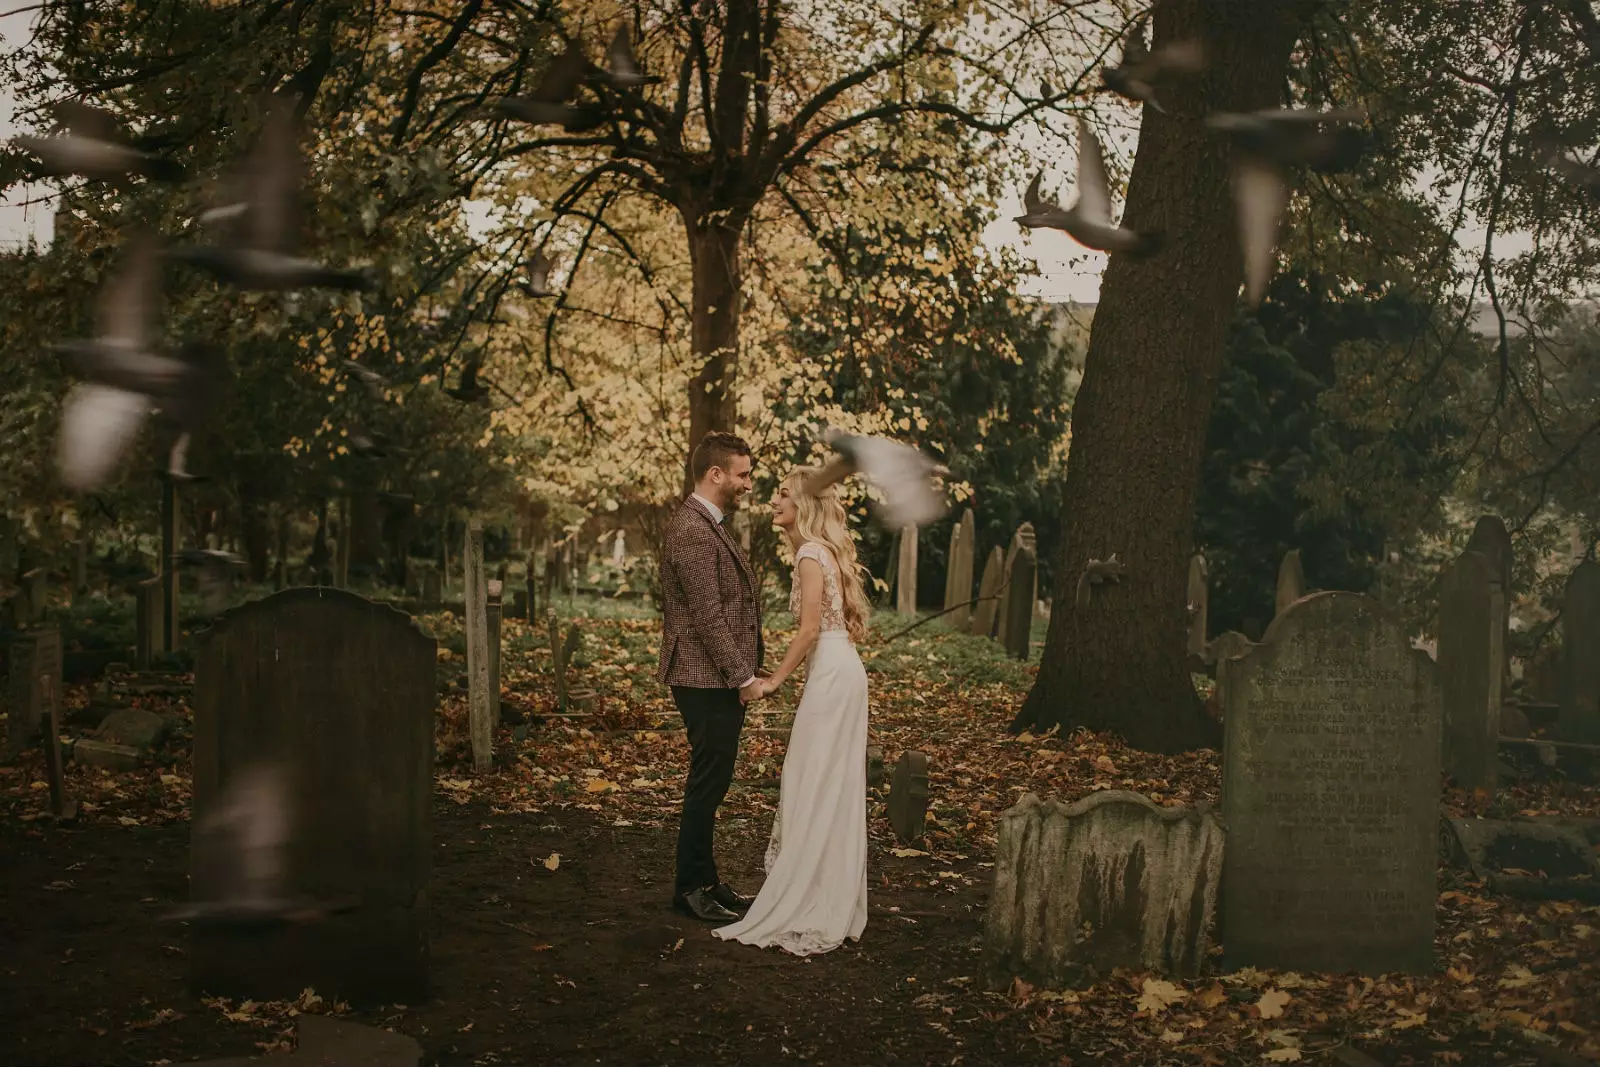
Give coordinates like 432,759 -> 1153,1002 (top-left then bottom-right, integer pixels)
996,524 -> 1037,649
39,675 -> 75,820
1466,516 -> 1513,669
1437,549 -> 1505,791
865,745 -> 886,793
464,520 -> 492,772
983,791 -> 1224,988
189,587 -> 436,1004
896,523 -> 919,616
1207,630 -> 1256,706
1004,546 -> 1037,661
887,750 -> 930,843
1186,554 -> 1209,657
135,577 -> 164,668
971,546 -> 1004,638
486,578 -> 503,730
74,738 -> 141,770
7,626 -> 62,756
1222,591 -> 1441,974
1560,560 -> 1600,744
944,509 -> 977,630
1274,548 -> 1305,616
421,568 -> 442,607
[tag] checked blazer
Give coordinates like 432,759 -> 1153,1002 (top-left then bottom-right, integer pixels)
656,495 -> 764,689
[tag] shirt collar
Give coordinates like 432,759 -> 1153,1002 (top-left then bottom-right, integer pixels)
691,492 -> 723,525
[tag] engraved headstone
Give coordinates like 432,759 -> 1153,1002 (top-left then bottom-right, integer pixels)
1222,592 -> 1441,974
896,523 -> 919,616
983,791 -> 1224,989
888,750 -> 930,844
1437,550 -> 1505,791
1559,560 -> 1600,744
7,626 -> 62,756
464,520 -> 491,771
1004,546 -> 1037,661
997,524 -> 1037,649
1186,554 -> 1209,657
1274,549 -> 1305,617
189,588 -> 435,1004
971,546 -> 1004,638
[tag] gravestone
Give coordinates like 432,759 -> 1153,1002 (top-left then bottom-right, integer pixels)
880,527 -> 901,607
896,523 -> 919,616
189,587 -> 435,1004
1560,560 -> 1600,744
971,546 -> 1004,638
944,510 -> 977,630
997,524 -> 1037,649
1222,591 -> 1441,974
888,750 -> 930,844
486,579 -> 503,730
7,626 -> 62,757
1437,550 -> 1505,791
983,791 -> 1224,989
39,674 -> 75,819
1274,549 -> 1305,616
1208,630 -> 1256,708
1004,546 -> 1037,661
421,567 -> 442,607
865,745 -> 886,793
1186,554 -> 1209,658
464,520 -> 492,771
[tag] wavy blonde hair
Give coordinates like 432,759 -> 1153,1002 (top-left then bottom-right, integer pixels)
782,467 -> 872,644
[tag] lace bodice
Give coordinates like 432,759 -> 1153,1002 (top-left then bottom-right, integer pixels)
790,542 -> 849,633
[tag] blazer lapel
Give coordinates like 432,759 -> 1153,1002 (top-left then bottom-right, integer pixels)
683,495 -> 756,589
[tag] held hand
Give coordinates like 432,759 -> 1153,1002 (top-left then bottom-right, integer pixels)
739,679 -> 766,705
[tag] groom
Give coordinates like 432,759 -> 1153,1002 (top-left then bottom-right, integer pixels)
657,431 -> 766,923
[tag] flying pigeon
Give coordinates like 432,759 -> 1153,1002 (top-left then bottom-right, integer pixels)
803,428 -> 949,528
1099,17 -> 1205,114
176,548 -> 244,614
11,100 -> 186,183
1015,118 -> 1163,257
1205,107 -> 1367,305
588,25 -> 662,89
519,253 -> 557,298
53,237 -> 220,489
341,359 -> 388,401
444,351 -> 491,404
167,98 -> 375,292
492,40 -> 605,130
349,428 -> 405,458
1535,134 -> 1600,195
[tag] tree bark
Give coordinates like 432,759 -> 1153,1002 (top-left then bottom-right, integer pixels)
1013,0 -> 1314,753
683,218 -> 745,494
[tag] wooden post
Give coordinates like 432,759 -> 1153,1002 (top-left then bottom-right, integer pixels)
487,579 -> 503,730
464,520 -> 491,772
897,524 -> 918,616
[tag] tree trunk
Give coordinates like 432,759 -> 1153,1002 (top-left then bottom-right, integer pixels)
1013,0 -> 1313,753
682,219 -> 744,494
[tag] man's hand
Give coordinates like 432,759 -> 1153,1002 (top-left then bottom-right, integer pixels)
739,679 -> 765,705
756,667 -> 774,680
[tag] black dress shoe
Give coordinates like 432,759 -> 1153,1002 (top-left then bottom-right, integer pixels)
673,886 -> 739,923
709,882 -> 754,913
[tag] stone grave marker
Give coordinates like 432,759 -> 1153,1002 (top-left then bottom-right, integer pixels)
465,520 -> 492,771
1208,630 -> 1256,709
944,509 -> 977,630
189,587 -> 436,1004
1187,554 -> 1209,658
1274,549 -> 1305,617
1466,515 -> 1513,636
1004,545 -> 1037,661
896,523 -> 919,616
865,745 -> 886,793
1222,591 -> 1441,974
135,577 -> 164,669
486,578 -> 503,730
1437,549 -> 1505,791
39,674 -> 75,820
888,750 -> 930,843
997,524 -> 1037,649
421,567 -> 442,607
7,625 -> 61,757
983,791 -> 1224,989
971,546 -> 1004,638
1559,560 -> 1600,745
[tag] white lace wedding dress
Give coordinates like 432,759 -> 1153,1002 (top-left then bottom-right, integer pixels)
713,541 -> 869,956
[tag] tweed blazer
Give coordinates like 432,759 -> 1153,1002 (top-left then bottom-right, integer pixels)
656,495 -> 764,689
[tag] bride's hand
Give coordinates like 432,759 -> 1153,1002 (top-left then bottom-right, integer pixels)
758,677 -> 780,699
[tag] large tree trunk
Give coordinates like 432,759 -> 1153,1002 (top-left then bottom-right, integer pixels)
1013,0 -> 1313,753
683,219 -> 744,494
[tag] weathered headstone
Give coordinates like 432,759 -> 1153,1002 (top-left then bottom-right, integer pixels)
896,523 -> 919,616
486,578 -> 503,730
421,567 -> 442,607
1208,630 -> 1256,708
971,546 -> 1004,638
1437,550 -> 1505,791
887,750 -> 930,843
7,626 -> 62,756
464,520 -> 492,772
1222,592 -> 1441,974
1560,560 -> 1600,744
39,675 -> 75,820
865,745 -> 886,793
983,791 -> 1224,989
135,577 -> 164,668
997,524 -> 1037,649
1186,554 -> 1209,657
1004,546 -> 1037,661
1274,549 -> 1305,616
951,509 -> 978,630
189,587 -> 436,1004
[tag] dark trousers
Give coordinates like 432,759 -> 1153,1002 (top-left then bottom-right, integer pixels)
671,685 -> 746,894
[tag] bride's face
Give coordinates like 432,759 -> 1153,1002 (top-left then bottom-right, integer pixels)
771,484 -> 798,530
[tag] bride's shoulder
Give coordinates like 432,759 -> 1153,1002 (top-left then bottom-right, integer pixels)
794,541 -> 835,566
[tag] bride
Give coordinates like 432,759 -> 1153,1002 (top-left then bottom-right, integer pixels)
713,467 -> 871,956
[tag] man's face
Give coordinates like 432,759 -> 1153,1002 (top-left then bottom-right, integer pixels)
712,454 -> 755,510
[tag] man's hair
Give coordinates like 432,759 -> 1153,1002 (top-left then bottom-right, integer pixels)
690,431 -> 753,483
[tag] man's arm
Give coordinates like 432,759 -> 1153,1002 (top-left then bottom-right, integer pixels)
671,524 -> 754,687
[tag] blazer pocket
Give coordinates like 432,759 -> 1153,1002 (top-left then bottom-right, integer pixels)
661,635 -> 679,675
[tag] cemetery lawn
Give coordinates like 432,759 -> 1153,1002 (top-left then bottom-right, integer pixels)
1,597 -> 1598,1066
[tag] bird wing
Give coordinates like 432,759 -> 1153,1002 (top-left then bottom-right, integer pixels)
246,99 -> 303,254
534,41 -> 590,103
529,252 -> 553,289
848,436 -> 948,528
1072,118 -> 1114,227
1148,39 -> 1206,76
1120,18 -> 1150,69
608,25 -> 637,75
58,383 -> 150,491
1023,171 -> 1046,213
1234,159 -> 1287,306
98,234 -> 161,349
50,100 -> 124,143
802,454 -> 857,498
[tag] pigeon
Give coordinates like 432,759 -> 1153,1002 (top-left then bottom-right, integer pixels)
803,428 -> 949,528
444,351 -> 491,404
176,548 -> 244,614
341,359 -> 388,401
519,253 -> 557,298
1205,107 -> 1368,305
1099,17 -> 1205,114
164,762 -> 347,926
349,429 -> 405,458
11,100 -> 186,183
1534,134 -> 1600,195
1015,117 -> 1164,257
588,25 -> 662,89
53,237 -> 220,490
166,98 -> 375,292
492,40 -> 605,130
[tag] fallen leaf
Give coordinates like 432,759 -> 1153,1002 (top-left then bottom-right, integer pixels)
1160,1029 -> 1185,1044
584,778 -> 617,793
1138,979 -> 1185,1014
1256,989 -> 1291,1020
542,852 -> 561,871
1263,1050 -> 1301,1063
890,847 -> 928,858
1195,983 -> 1228,1009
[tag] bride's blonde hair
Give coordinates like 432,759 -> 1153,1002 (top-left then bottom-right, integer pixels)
783,467 -> 872,644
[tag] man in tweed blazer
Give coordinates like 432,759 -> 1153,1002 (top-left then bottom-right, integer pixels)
658,431 -> 766,923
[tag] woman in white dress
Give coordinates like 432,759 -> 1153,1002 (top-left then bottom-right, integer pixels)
713,467 -> 872,956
